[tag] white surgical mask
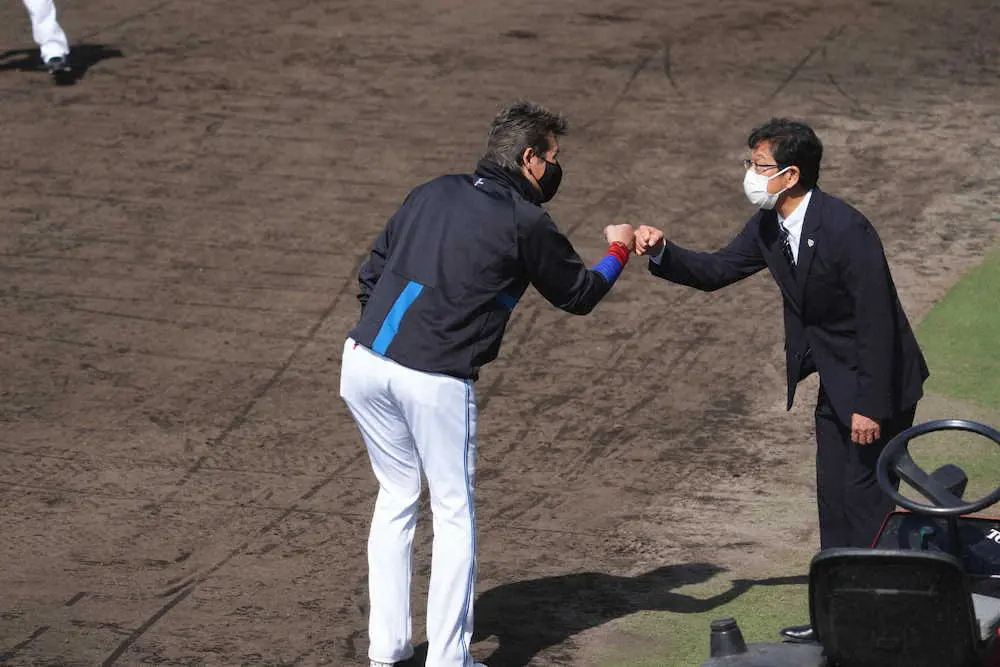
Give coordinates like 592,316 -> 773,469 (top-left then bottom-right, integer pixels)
743,166 -> 791,210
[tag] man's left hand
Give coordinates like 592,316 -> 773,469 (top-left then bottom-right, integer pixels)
851,413 -> 881,445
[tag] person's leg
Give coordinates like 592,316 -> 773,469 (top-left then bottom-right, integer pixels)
399,372 -> 478,667
815,389 -> 851,550
843,405 -> 917,548
781,389 -> 850,643
21,0 -> 69,63
340,340 -> 419,665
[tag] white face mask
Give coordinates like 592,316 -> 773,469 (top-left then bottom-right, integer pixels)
743,166 -> 791,210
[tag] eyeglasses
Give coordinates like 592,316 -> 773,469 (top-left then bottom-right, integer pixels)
742,159 -> 783,172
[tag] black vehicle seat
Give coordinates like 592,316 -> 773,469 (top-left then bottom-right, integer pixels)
810,549 -> 996,667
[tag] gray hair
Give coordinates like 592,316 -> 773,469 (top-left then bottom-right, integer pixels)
483,100 -> 569,171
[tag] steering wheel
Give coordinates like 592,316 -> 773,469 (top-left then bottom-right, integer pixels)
877,419 -> 1000,516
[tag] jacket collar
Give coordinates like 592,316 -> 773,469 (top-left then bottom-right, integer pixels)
762,187 -> 825,309
474,158 -> 544,205
794,187 -> 824,303
763,207 -> 800,308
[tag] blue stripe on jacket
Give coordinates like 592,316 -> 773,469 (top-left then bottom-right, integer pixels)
372,281 -> 424,354
496,292 -> 518,311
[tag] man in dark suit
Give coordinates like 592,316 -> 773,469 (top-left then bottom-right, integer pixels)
634,118 -> 929,643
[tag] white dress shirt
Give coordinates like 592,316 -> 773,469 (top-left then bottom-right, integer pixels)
777,188 -> 814,264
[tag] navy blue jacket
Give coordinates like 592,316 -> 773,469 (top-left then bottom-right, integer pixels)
649,188 -> 928,424
349,159 -> 615,379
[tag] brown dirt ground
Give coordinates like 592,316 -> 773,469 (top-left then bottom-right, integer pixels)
1,0 -> 999,665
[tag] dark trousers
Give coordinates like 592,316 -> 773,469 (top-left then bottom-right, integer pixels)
814,388 -> 916,549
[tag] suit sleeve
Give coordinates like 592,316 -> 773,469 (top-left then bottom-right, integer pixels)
648,218 -> 766,291
519,213 -> 614,315
841,216 -> 896,420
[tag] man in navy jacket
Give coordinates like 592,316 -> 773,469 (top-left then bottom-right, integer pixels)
635,118 -> 928,643
342,100 -> 635,667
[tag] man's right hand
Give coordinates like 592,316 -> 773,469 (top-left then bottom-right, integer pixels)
635,225 -> 665,256
604,224 -> 636,252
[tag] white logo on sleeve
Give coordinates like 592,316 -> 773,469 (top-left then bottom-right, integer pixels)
474,178 -> 485,187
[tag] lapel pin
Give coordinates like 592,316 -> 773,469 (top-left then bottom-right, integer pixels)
807,238 -> 815,248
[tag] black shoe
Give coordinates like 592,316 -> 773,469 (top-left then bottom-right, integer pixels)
780,624 -> 817,643
46,56 -> 75,85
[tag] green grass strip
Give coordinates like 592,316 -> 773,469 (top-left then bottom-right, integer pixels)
917,244 -> 1000,410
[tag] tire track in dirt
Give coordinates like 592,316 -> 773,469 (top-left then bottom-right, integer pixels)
0,626 -> 51,663
6,228 -> 346,258
0,479 -> 369,520
0,444 -> 360,481
121,255 -> 363,530
10,290 -> 327,317
3,262 -> 337,297
74,0 -> 179,44
98,458 -> 365,665
59,237 -> 365,660
759,25 -> 847,108
484,293 -> 724,527
0,329 -> 284,370
4,253 -> 341,286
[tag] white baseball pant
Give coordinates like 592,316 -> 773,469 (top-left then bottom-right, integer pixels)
340,338 -> 479,667
21,0 -> 69,62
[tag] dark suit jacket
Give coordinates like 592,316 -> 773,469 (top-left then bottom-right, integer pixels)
649,188 -> 929,425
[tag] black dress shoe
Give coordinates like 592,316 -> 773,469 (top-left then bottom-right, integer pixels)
46,56 -> 75,85
780,624 -> 817,643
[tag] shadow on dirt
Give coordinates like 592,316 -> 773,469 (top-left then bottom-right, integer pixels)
0,44 -> 125,84
400,562 -> 808,667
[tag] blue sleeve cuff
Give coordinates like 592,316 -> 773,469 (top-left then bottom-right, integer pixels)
592,254 -> 625,284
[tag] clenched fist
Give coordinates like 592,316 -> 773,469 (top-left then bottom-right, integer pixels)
635,225 -> 666,256
604,224 -> 636,252
851,413 -> 881,445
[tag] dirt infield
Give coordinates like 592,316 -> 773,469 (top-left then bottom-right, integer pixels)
2,0 -> 999,664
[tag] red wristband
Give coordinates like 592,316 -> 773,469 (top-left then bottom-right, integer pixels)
608,242 -> 630,265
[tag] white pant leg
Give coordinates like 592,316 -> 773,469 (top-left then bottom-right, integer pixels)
340,339 -> 419,664
395,366 -> 478,667
21,0 -> 69,62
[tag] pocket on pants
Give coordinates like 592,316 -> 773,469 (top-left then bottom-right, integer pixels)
339,338 -> 360,400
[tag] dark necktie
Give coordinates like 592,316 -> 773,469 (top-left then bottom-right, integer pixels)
779,224 -> 796,273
